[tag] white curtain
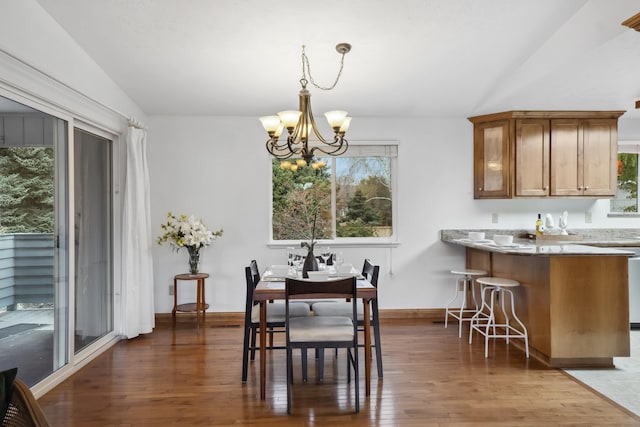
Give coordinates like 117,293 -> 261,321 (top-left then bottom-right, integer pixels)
120,124 -> 155,338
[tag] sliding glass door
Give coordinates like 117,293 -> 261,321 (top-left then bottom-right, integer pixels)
73,129 -> 112,353
0,95 -> 115,385
0,96 -> 69,385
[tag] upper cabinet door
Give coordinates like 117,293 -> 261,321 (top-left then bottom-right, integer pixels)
550,119 -> 582,196
474,120 -> 510,199
515,119 -> 549,197
581,119 -> 617,197
550,118 -> 618,197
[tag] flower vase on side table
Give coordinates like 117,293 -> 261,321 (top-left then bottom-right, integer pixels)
187,246 -> 200,274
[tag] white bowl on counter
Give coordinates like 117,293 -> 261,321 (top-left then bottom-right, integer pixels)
468,231 -> 485,241
493,234 -> 514,246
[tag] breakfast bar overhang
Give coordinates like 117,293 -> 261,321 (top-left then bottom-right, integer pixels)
442,232 -> 634,368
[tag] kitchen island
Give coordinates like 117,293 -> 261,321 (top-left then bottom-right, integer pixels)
441,230 -> 634,368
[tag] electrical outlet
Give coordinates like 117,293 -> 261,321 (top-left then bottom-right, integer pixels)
491,213 -> 499,224
169,285 -> 174,295
585,212 -> 592,223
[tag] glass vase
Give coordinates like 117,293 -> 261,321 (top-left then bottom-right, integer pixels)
187,246 -> 200,274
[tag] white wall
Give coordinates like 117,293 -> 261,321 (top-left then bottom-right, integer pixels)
148,114 -> 640,314
0,0 -> 145,130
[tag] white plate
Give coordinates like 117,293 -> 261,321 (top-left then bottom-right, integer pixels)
486,243 -> 521,248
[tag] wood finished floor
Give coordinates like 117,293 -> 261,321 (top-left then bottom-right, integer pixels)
38,317 -> 640,426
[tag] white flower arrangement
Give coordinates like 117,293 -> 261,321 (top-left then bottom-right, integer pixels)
157,212 -> 223,251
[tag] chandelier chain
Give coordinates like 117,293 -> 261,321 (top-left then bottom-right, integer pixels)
301,45 -> 347,91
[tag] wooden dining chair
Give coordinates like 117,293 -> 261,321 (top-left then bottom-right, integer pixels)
285,276 -> 359,414
311,259 -> 383,378
241,260 -> 311,383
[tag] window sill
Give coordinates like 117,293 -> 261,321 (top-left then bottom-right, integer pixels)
607,212 -> 640,218
267,240 -> 400,249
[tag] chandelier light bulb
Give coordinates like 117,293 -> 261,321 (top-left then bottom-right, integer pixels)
277,110 -> 302,129
274,123 -> 284,138
324,111 -> 348,129
259,115 -> 281,134
280,160 -> 292,170
339,117 -> 352,133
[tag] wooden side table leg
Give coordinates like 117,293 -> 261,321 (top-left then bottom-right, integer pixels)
196,279 -> 202,325
172,278 -> 178,324
201,278 -> 206,324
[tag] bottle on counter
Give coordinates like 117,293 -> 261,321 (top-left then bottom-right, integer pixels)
535,213 -> 544,236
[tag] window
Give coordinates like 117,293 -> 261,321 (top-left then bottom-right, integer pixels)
611,142 -> 639,214
272,143 -> 397,243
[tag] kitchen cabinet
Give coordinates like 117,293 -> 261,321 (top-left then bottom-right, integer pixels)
468,111 -> 624,199
515,119 -> 549,197
473,119 -> 510,198
550,118 -> 618,196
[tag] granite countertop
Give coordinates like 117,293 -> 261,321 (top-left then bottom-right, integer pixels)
441,229 -> 639,256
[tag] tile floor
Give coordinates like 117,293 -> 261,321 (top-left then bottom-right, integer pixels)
564,330 -> 640,416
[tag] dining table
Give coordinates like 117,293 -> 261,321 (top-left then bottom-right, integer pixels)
254,270 -> 378,400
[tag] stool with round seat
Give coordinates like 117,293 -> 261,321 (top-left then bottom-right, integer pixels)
469,277 -> 529,358
444,269 -> 487,337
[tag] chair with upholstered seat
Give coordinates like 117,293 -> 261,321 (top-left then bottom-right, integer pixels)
311,259 -> 383,378
285,276 -> 359,414
241,260 -> 311,383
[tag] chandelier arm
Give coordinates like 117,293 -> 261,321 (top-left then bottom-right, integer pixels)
305,103 -> 331,145
266,138 -> 300,159
309,137 -> 349,158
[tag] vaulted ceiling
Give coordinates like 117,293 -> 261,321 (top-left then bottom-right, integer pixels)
34,0 -> 640,119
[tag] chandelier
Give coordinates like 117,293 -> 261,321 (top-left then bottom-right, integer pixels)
260,43 -> 352,166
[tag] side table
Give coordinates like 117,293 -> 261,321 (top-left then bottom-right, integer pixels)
173,273 -> 210,325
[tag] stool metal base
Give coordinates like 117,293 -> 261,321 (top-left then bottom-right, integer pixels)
444,269 -> 487,338
469,278 -> 529,358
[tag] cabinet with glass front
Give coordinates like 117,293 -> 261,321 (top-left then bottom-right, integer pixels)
469,111 -> 624,199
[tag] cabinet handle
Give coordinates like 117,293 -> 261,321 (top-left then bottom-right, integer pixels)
584,185 -> 590,190
578,186 -> 583,190
543,186 -> 548,191
478,187 -> 483,191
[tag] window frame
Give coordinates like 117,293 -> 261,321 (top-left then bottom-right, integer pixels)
609,140 -> 640,217
269,141 -> 399,248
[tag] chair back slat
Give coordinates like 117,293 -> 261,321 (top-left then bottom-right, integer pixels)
362,259 -> 379,287
285,277 -> 356,299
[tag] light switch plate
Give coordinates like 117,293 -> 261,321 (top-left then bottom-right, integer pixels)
492,213 -> 499,223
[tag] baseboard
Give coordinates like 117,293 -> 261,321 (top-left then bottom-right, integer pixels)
156,308 -> 446,326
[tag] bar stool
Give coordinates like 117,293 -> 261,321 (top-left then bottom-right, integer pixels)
444,269 -> 487,337
469,277 -> 529,358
